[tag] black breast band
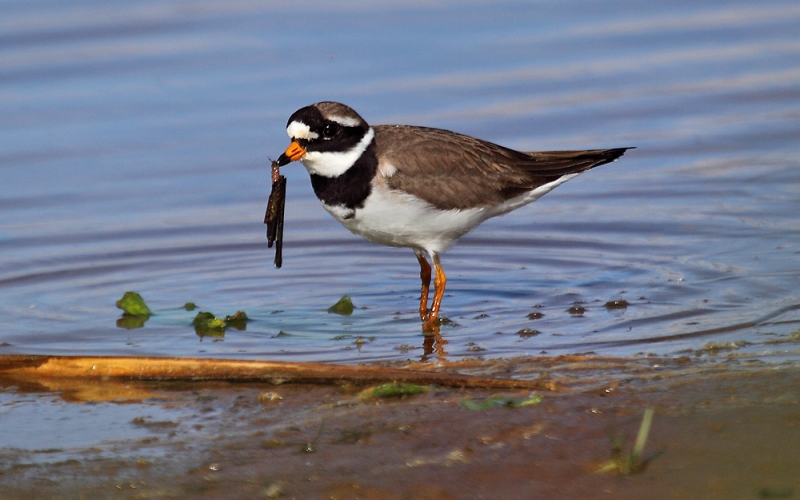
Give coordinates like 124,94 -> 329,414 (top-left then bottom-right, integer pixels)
309,141 -> 378,210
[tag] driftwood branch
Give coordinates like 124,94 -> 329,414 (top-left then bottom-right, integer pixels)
0,355 -> 560,390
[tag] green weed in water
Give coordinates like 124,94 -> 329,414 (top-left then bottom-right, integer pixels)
192,311 -> 226,337
759,487 -> 795,499
115,291 -> 152,329
191,310 -> 249,336
359,382 -> 430,399
596,407 -> 655,474
459,394 -> 542,410
115,292 -> 152,317
224,311 -> 249,330
327,295 -> 354,315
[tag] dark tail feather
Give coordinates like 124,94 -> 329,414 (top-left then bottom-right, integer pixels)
523,147 -> 635,176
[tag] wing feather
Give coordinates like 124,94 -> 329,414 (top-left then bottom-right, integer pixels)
375,125 -> 631,210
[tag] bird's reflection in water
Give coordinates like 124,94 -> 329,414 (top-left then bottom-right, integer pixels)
420,325 -> 448,362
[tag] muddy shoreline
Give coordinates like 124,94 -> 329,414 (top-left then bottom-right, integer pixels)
1,356 -> 797,499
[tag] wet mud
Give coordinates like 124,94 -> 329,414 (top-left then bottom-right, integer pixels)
1,358 -> 798,499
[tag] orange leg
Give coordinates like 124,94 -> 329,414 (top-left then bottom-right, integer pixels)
414,250 -> 431,319
423,253 -> 447,330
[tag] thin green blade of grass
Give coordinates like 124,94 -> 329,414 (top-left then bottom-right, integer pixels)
596,406 -> 655,475
632,407 -> 655,460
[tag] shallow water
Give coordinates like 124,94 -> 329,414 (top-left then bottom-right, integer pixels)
2,0 -> 800,364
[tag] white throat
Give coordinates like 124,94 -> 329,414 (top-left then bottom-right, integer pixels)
301,127 -> 375,178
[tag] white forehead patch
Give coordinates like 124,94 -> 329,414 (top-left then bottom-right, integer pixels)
286,120 -> 319,140
328,115 -> 361,128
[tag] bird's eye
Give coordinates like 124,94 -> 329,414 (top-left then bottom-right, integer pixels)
322,122 -> 339,138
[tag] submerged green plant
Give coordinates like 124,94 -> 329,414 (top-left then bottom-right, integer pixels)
112,293 -> 250,333
327,295 -> 354,315
115,291 -> 152,317
224,311 -> 249,330
192,311 -> 226,337
115,291 -> 152,329
596,407 -> 655,474
191,310 -> 250,336
359,382 -> 430,399
459,394 -> 542,411
758,487 -> 796,499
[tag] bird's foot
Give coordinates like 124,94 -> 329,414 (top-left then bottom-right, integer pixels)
422,321 -> 438,333
419,308 -> 430,321
422,315 -> 451,332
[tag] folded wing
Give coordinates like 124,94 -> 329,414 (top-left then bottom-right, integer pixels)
375,125 -> 631,211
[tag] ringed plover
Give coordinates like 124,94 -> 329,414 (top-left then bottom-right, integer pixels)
276,102 -> 632,329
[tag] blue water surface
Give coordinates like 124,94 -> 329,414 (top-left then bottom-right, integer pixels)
1,0 -> 799,363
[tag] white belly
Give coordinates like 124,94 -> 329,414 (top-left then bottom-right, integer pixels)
322,186 -> 488,255
320,173 -> 581,255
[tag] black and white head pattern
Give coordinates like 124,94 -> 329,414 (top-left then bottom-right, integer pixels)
285,102 -> 375,178
286,102 -> 378,210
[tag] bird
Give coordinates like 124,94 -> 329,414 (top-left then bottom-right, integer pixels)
275,102 -> 632,330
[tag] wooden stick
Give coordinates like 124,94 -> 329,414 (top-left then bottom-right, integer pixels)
0,354 -> 560,390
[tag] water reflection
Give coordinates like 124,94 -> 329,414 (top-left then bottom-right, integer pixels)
116,314 -> 148,330
420,329 -> 448,363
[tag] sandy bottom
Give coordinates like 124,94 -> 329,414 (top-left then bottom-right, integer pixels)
1,359 -> 798,499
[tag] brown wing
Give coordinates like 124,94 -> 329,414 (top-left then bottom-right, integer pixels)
374,125 -> 631,211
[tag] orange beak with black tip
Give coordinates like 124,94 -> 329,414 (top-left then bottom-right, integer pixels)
276,141 -> 306,167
